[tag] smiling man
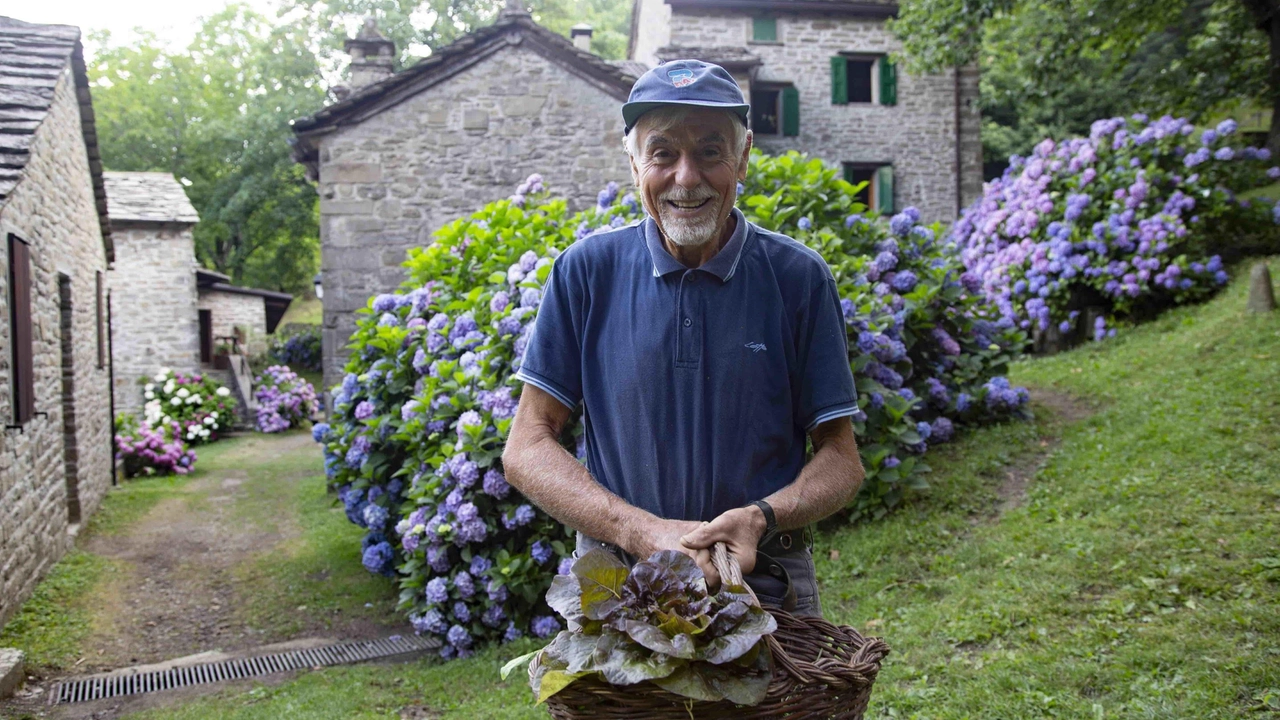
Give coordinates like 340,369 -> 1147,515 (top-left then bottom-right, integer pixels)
502,60 -> 865,616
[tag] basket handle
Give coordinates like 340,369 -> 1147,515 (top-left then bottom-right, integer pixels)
710,542 -> 762,607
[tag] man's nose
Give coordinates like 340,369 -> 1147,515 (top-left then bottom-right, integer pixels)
672,152 -> 701,188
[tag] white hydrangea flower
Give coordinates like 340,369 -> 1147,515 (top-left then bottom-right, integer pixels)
210,411 -> 219,419
144,383 -> 155,392
216,387 -> 231,397
164,381 -> 176,394
170,398 -> 182,406
203,416 -> 215,425
176,388 -> 190,399
144,391 -> 155,400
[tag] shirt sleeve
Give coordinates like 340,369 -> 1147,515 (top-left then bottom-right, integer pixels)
796,276 -> 858,431
515,253 -> 584,410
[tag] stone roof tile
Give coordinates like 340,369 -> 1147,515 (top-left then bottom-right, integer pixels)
103,171 -> 200,225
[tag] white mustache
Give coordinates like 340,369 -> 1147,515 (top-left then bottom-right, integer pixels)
660,188 -> 717,204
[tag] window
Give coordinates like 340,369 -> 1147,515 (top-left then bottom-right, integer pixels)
830,55 -> 897,106
750,85 -> 799,137
751,16 -> 777,42
8,234 -> 34,426
96,270 -> 105,369
843,163 -> 895,214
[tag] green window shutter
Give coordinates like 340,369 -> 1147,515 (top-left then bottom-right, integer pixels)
879,57 -> 897,106
876,166 -> 895,214
752,17 -> 777,42
830,56 -> 847,105
781,86 -> 800,136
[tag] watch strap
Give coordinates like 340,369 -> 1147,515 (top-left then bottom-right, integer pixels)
749,500 -> 778,546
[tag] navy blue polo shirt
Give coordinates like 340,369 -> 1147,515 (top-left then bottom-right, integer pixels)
516,208 -> 857,522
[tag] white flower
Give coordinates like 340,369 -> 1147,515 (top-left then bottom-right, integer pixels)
190,394 -> 202,404
161,415 -> 171,425
164,381 -> 176,394
144,383 -> 155,392
144,391 -> 155,400
203,416 -> 215,425
216,387 -> 231,397
176,388 -> 190,399
210,411 -> 219,419
159,367 -> 172,376
185,395 -> 199,405
153,372 -> 168,382
170,398 -> 182,406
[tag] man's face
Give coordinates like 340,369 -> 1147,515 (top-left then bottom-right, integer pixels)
629,108 -> 752,248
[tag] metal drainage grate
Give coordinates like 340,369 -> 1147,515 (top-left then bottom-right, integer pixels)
52,634 -> 439,704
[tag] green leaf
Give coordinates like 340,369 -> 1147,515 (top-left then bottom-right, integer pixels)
536,670 -> 591,703
499,649 -> 540,680
571,549 -> 628,620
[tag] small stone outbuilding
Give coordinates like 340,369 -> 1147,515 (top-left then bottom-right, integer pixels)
291,7 -> 638,391
104,172 -> 292,416
0,16 -> 114,629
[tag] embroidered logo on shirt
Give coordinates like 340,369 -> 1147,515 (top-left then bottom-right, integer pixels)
744,342 -> 767,353
668,69 -> 695,88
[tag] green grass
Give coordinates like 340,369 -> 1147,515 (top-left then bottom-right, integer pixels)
278,297 -> 322,327
0,551 -> 114,673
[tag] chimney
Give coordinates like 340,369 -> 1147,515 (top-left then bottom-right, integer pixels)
345,17 -> 396,89
570,24 -> 593,52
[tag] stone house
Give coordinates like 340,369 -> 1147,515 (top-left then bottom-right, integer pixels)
0,16 -> 114,629
291,7 -> 639,390
104,172 -> 293,416
629,0 -> 983,222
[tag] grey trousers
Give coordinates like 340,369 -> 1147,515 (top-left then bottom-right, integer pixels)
575,533 -> 823,618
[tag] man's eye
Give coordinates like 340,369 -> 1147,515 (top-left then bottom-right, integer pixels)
702,147 -> 722,158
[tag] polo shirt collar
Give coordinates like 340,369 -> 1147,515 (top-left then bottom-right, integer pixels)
643,207 -> 750,282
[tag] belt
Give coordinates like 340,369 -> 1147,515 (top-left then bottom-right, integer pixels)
752,527 -> 811,613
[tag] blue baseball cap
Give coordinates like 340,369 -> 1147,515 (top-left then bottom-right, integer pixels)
622,60 -> 750,135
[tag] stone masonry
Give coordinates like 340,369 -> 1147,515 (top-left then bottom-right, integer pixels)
0,62 -> 113,630
646,9 -> 983,222
310,42 -> 632,390
107,223 -> 201,414
197,289 -> 269,358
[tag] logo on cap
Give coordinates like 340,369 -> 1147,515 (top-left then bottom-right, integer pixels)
667,68 -> 695,88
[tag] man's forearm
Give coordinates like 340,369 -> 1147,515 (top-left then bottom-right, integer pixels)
762,419 -> 864,531
504,432 -> 654,549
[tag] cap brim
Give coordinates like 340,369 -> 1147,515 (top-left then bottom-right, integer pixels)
622,100 -> 751,134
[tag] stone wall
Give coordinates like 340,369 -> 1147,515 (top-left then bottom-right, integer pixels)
197,289 -> 267,358
630,0 -> 672,67
316,44 -> 632,389
108,224 -> 201,414
0,67 -> 113,630
668,10 -> 976,222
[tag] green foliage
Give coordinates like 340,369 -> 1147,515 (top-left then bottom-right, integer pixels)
283,0 -> 632,70
88,5 -> 325,293
0,551 -> 113,674
892,0 -> 1275,164
525,549 -> 774,705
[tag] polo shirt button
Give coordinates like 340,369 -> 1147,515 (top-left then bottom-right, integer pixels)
683,317 -> 692,327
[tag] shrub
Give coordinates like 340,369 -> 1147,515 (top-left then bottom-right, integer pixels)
953,115 -> 1279,338
114,413 -> 197,477
269,325 -> 323,373
253,365 -> 319,433
141,368 -> 237,444
316,155 -> 1029,658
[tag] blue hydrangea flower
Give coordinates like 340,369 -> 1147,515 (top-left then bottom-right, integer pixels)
531,615 -> 560,638
798,217 -> 812,230
447,624 -> 473,649
373,294 -> 398,313
531,540 -> 553,564
890,270 -> 918,293
503,622 -> 523,642
425,577 -> 450,604
412,609 -> 448,635
454,571 -> 475,599
470,556 -> 493,576
362,542 -> 394,575
482,469 -> 511,498
452,602 -> 471,623
311,422 -> 330,443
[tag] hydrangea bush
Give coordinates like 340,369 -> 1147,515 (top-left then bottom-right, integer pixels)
316,154 -> 1030,658
269,325 -> 323,373
141,368 -> 237,444
253,365 -> 319,433
953,116 -> 1279,339
114,413 -> 198,477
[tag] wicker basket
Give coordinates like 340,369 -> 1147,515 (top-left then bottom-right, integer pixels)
532,544 -> 889,719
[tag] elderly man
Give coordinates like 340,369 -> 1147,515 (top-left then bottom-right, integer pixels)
503,60 -> 864,616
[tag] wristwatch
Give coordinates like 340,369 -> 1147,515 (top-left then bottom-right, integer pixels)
748,500 -> 778,545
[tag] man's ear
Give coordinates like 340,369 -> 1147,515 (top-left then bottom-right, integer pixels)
738,130 -> 753,181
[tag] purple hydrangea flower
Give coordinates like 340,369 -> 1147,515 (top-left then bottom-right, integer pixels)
470,556 -> 492,576
531,540 -> 554,564
425,576 -> 450,604
482,469 -> 511,498
890,270 -> 918,293
453,571 -> 475,599
931,417 -> 954,443
447,624 -> 473,649
531,615 -> 560,638
373,294 -> 398,313
354,401 -> 375,421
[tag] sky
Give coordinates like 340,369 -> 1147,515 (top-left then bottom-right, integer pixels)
6,0 -> 281,52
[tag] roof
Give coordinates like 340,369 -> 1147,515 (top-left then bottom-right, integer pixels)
196,270 -> 293,334
656,46 -> 763,71
610,59 -> 651,79
103,172 -> 200,226
290,8 -> 642,176
0,16 -> 113,262
665,0 -> 897,15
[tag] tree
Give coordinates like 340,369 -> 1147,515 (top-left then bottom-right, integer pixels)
281,0 -> 632,71
89,4 -> 328,294
890,0 -> 1277,154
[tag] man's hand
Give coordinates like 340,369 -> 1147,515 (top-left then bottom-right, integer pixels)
679,506 -> 768,580
626,518 -> 720,590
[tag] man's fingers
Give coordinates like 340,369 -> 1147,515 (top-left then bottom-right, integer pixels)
680,518 -> 730,549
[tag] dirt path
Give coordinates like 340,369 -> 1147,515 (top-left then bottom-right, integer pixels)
985,386 -> 1096,518
3,431 -> 409,719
